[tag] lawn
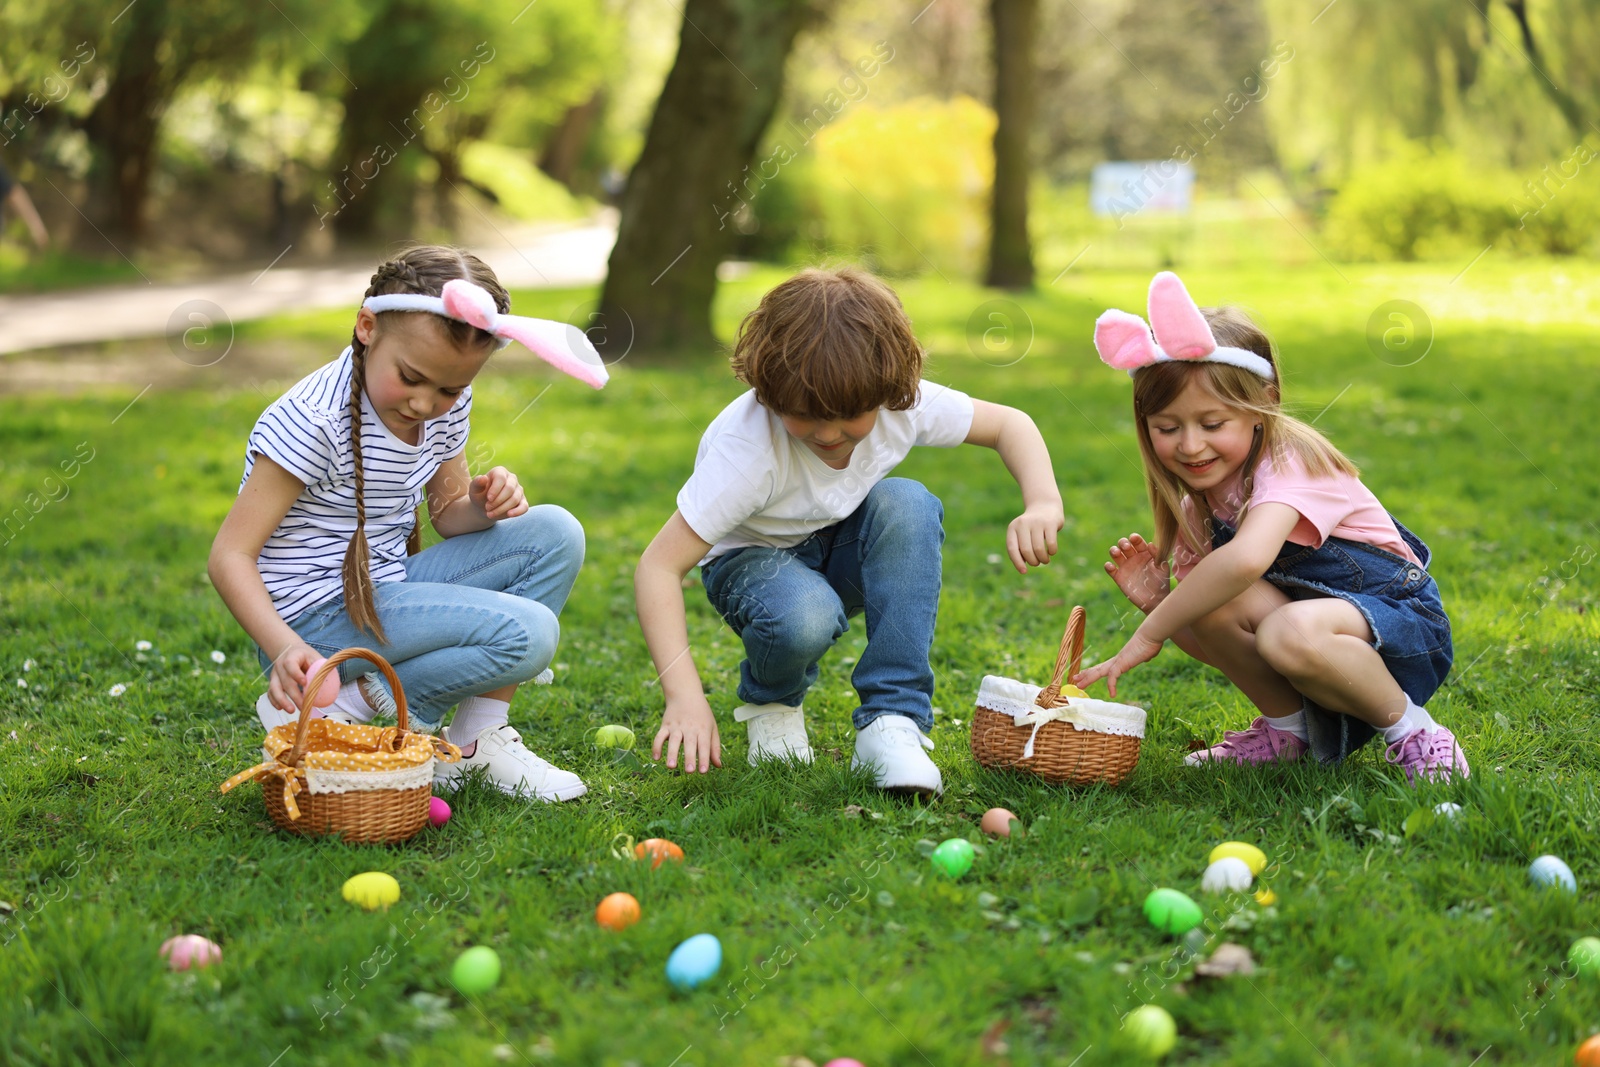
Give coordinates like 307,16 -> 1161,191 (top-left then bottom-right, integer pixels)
1,257 -> 1598,1066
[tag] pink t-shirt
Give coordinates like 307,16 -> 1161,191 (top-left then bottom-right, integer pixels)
1173,454 -> 1420,579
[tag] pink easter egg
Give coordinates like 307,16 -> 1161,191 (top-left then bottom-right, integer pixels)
160,934 -> 222,971
306,657 -> 339,708
428,796 -> 452,827
824,1059 -> 867,1067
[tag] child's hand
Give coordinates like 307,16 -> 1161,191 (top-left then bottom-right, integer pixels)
469,467 -> 529,521
1072,631 -> 1163,698
652,695 -> 722,773
268,642 -> 323,713
1006,503 -> 1065,574
1105,533 -> 1169,613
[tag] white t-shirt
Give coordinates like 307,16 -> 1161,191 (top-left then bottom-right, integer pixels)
241,347 -> 472,622
677,381 -> 975,564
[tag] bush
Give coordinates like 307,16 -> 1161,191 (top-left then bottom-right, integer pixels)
1325,149 -> 1513,261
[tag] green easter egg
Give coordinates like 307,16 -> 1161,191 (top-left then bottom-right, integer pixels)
1143,888 -> 1203,935
595,724 -> 636,750
930,838 -> 975,879
451,946 -> 501,996
1571,937 -> 1600,978
1124,1004 -> 1177,1058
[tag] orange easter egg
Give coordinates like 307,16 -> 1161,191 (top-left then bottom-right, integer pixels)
634,838 -> 684,868
1576,1035 -> 1600,1067
980,807 -> 1020,838
595,892 -> 641,931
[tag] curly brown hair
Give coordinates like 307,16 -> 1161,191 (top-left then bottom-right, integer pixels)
343,245 -> 509,642
731,267 -> 923,420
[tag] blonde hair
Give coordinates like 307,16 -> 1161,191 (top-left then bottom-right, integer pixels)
343,246 -> 509,641
731,267 -> 923,420
1132,306 -> 1358,567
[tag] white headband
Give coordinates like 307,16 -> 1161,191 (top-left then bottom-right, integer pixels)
364,279 -> 608,389
1093,271 -> 1276,382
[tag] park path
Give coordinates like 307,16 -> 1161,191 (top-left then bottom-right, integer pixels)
0,216 -> 617,358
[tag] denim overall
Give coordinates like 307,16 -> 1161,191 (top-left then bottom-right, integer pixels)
1211,514 -> 1453,763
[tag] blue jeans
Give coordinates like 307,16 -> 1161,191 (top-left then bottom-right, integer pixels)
699,478 -> 944,732
255,506 -> 584,729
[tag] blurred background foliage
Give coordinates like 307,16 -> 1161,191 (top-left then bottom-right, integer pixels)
2,0 -> 1599,281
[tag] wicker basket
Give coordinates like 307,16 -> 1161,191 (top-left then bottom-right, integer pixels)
220,648 -> 460,845
969,606 -> 1145,785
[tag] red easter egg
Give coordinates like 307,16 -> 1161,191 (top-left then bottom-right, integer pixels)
1577,1035 -> 1600,1067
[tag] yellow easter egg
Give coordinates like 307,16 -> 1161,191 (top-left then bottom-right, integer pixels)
1209,842 -> 1267,876
1059,684 -> 1088,699
342,871 -> 400,911
1254,887 -> 1278,906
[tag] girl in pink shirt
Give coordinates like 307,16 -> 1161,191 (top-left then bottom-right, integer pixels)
1074,272 -> 1466,782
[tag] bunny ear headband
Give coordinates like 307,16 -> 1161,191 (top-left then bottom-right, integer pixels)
1093,271 -> 1274,382
364,279 -> 609,389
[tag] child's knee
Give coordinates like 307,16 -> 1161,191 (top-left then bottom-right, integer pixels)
1254,607 -> 1319,677
506,504 -> 586,574
749,592 -> 845,662
863,479 -> 943,541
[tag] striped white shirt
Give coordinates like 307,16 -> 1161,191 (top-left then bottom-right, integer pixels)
241,347 -> 472,622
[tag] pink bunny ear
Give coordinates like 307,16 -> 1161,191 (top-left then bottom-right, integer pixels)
1094,309 -> 1162,370
491,316 -> 609,390
441,279 -> 498,331
1147,271 -> 1216,360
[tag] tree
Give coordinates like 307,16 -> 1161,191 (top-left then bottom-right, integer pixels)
596,0 -> 829,357
985,0 -> 1037,289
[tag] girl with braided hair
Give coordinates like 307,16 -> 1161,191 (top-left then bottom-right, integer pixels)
209,245 -> 609,802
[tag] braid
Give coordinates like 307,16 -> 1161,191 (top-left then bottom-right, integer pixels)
339,245 -> 510,631
340,344 -> 388,642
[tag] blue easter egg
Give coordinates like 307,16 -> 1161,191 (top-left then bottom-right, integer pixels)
1530,855 -> 1577,893
665,933 -> 722,990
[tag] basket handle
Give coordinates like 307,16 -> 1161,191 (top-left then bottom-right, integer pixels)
1035,606 -> 1086,710
288,648 -> 409,763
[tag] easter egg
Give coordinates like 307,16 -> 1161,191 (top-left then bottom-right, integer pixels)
595,725 -> 636,750
342,871 -> 400,910
665,933 -> 722,990
930,838 -> 975,879
980,808 -> 1019,838
1143,888 -> 1203,935
1254,887 -> 1278,906
1208,842 -> 1267,876
596,892 -> 641,931
451,946 -> 501,996
635,839 -> 685,868
1433,802 -> 1463,819
305,657 -> 339,709
428,796 -> 452,827
1123,1004 -> 1177,1058
1531,855 -> 1578,893
1200,857 -> 1253,894
160,934 -> 221,971
1570,937 -> 1600,977
823,1060 -> 867,1067
1577,1035 -> 1600,1066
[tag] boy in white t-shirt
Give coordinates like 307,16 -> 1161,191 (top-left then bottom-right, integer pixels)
635,268 -> 1064,794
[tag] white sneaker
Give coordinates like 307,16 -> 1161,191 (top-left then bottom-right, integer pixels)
852,714 -> 941,796
254,693 -> 363,732
433,724 -> 587,802
734,702 -> 813,765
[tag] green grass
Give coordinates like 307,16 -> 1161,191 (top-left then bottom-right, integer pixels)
2,259 -> 1598,1066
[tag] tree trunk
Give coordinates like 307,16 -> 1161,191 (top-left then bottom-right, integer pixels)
984,0 -> 1037,290
539,90 -> 606,192
83,0 -> 171,242
596,0 -> 822,358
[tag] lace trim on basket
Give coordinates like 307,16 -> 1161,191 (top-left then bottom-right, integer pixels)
305,762 -> 433,795
976,674 -> 1147,756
